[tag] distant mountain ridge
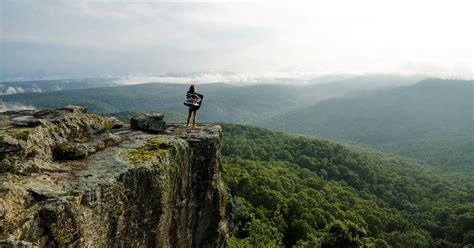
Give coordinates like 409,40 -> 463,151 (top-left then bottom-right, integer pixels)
2,76 -> 470,170
1,74 -> 423,121
253,79 -> 474,170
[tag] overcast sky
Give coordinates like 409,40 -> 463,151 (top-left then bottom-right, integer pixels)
1,0 -> 472,79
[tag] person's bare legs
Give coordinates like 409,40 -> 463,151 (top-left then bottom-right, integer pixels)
186,109 -> 192,127
192,110 -> 197,128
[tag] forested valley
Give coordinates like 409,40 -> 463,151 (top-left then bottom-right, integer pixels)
220,124 -> 474,247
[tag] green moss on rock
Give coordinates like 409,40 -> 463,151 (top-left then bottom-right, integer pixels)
122,137 -> 173,165
54,143 -> 87,160
0,219 -> 14,235
7,129 -> 32,140
0,161 -> 18,174
103,119 -> 114,131
49,223 -> 71,246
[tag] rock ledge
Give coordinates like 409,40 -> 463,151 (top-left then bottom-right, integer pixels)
0,108 -> 227,247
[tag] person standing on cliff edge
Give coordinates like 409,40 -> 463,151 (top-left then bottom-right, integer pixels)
184,84 -> 204,128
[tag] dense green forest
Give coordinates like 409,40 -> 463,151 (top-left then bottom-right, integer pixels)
220,124 -> 474,247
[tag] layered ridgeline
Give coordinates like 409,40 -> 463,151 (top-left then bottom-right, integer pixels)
2,77 -> 471,172
0,106 -> 227,247
253,79 -> 474,171
220,124 -> 474,247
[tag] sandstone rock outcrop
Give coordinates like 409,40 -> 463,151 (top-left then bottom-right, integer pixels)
130,113 -> 166,134
0,108 -> 228,247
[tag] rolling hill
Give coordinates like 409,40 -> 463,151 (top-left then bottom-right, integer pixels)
253,79 -> 474,171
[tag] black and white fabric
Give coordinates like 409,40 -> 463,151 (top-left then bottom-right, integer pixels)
184,92 -> 203,107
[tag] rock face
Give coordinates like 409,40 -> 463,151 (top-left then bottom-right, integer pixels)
0,108 -> 228,247
130,113 -> 166,133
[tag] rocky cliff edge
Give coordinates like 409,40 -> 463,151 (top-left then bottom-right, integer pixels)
0,106 -> 228,247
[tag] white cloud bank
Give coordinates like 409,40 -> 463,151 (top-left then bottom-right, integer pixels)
115,70 -> 333,85
0,102 -> 36,112
0,84 -> 43,95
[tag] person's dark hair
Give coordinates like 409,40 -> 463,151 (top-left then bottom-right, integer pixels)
188,84 -> 196,93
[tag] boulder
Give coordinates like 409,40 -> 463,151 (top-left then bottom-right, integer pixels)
100,133 -> 123,146
0,107 -> 117,166
107,117 -> 124,129
0,135 -> 22,153
54,133 -> 123,160
54,143 -> 91,160
57,105 -> 87,113
11,116 -> 41,127
130,113 -> 166,133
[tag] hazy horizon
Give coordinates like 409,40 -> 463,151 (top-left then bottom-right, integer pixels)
1,0 -> 473,80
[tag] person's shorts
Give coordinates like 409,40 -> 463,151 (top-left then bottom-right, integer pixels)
189,106 -> 200,111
